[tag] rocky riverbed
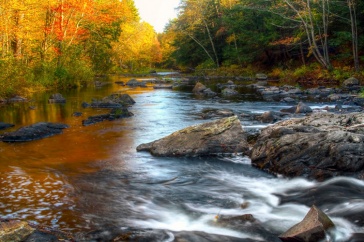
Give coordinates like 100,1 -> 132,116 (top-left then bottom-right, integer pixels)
0,73 -> 363,241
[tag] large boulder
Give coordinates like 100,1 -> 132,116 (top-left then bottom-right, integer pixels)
251,112 -> 364,180
0,122 -> 69,142
137,116 -> 249,156
279,205 -> 335,242
0,220 -> 35,241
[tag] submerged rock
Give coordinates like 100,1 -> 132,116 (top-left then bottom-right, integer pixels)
137,116 -> 249,156
0,122 -> 69,142
279,205 -> 335,242
251,112 -> 364,180
82,108 -> 133,126
0,220 -> 35,241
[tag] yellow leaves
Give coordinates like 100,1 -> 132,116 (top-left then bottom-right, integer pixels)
226,33 -> 236,44
113,20 -> 162,68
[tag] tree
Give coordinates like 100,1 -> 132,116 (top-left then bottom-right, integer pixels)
347,0 -> 359,71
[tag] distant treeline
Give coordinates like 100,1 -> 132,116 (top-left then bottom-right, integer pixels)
160,0 -> 364,78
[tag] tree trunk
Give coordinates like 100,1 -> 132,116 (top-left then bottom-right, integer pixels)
348,0 -> 360,72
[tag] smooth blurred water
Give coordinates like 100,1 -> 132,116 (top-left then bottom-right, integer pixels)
0,76 -> 363,240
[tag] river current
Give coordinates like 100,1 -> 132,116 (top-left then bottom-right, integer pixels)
0,75 -> 363,241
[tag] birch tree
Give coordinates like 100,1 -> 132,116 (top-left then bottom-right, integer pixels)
281,0 -> 332,69
347,0 -> 359,71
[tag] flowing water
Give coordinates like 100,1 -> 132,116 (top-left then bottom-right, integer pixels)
0,75 -> 363,241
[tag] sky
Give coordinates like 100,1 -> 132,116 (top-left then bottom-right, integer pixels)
133,0 -> 181,33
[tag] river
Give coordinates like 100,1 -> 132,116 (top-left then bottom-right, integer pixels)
0,74 -> 363,241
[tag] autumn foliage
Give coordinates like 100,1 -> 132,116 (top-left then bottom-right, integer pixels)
0,0 -> 162,98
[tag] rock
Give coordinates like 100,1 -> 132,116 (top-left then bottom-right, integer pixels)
258,111 -> 280,123
48,93 -> 66,103
256,81 -> 268,86
278,178 -> 364,226
80,227 -> 254,242
222,88 -> 239,96
343,77 -> 360,87
0,122 -> 69,142
0,220 -> 35,241
0,122 -> 14,130
256,73 -> 268,80
192,82 -> 207,93
214,215 -> 281,242
200,108 -> 235,119
137,116 -> 249,156
281,97 -> 296,103
280,102 -> 312,114
202,88 -> 217,97
192,82 -> 217,97
227,80 -> 234,85
287,88 -> 303,95
81,102 -> 90,108
280,106 -> 297,114
126,78 -> 139,86
90,93 -> 135,108
153,84 -> 173,89
251,112 -> 364,180
82,107 -> 133,126
173,230 -> 259,242
353,97 -> 364,106
295,102 -> 312,113
94,81 -> 109,87
7,96 -> 27,103
24,231 -> 59,242
279,205 -> 335,242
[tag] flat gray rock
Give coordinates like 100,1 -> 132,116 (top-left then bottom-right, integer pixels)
137,116 -> 249,156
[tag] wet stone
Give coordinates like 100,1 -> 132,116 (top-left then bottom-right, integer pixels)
0,122 -> 69,142
0,220 -> 35,242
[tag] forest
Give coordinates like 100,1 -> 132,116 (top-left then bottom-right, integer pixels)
0,0 -> 363,99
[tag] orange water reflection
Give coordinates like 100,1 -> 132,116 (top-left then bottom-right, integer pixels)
0,76 -> 155,232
